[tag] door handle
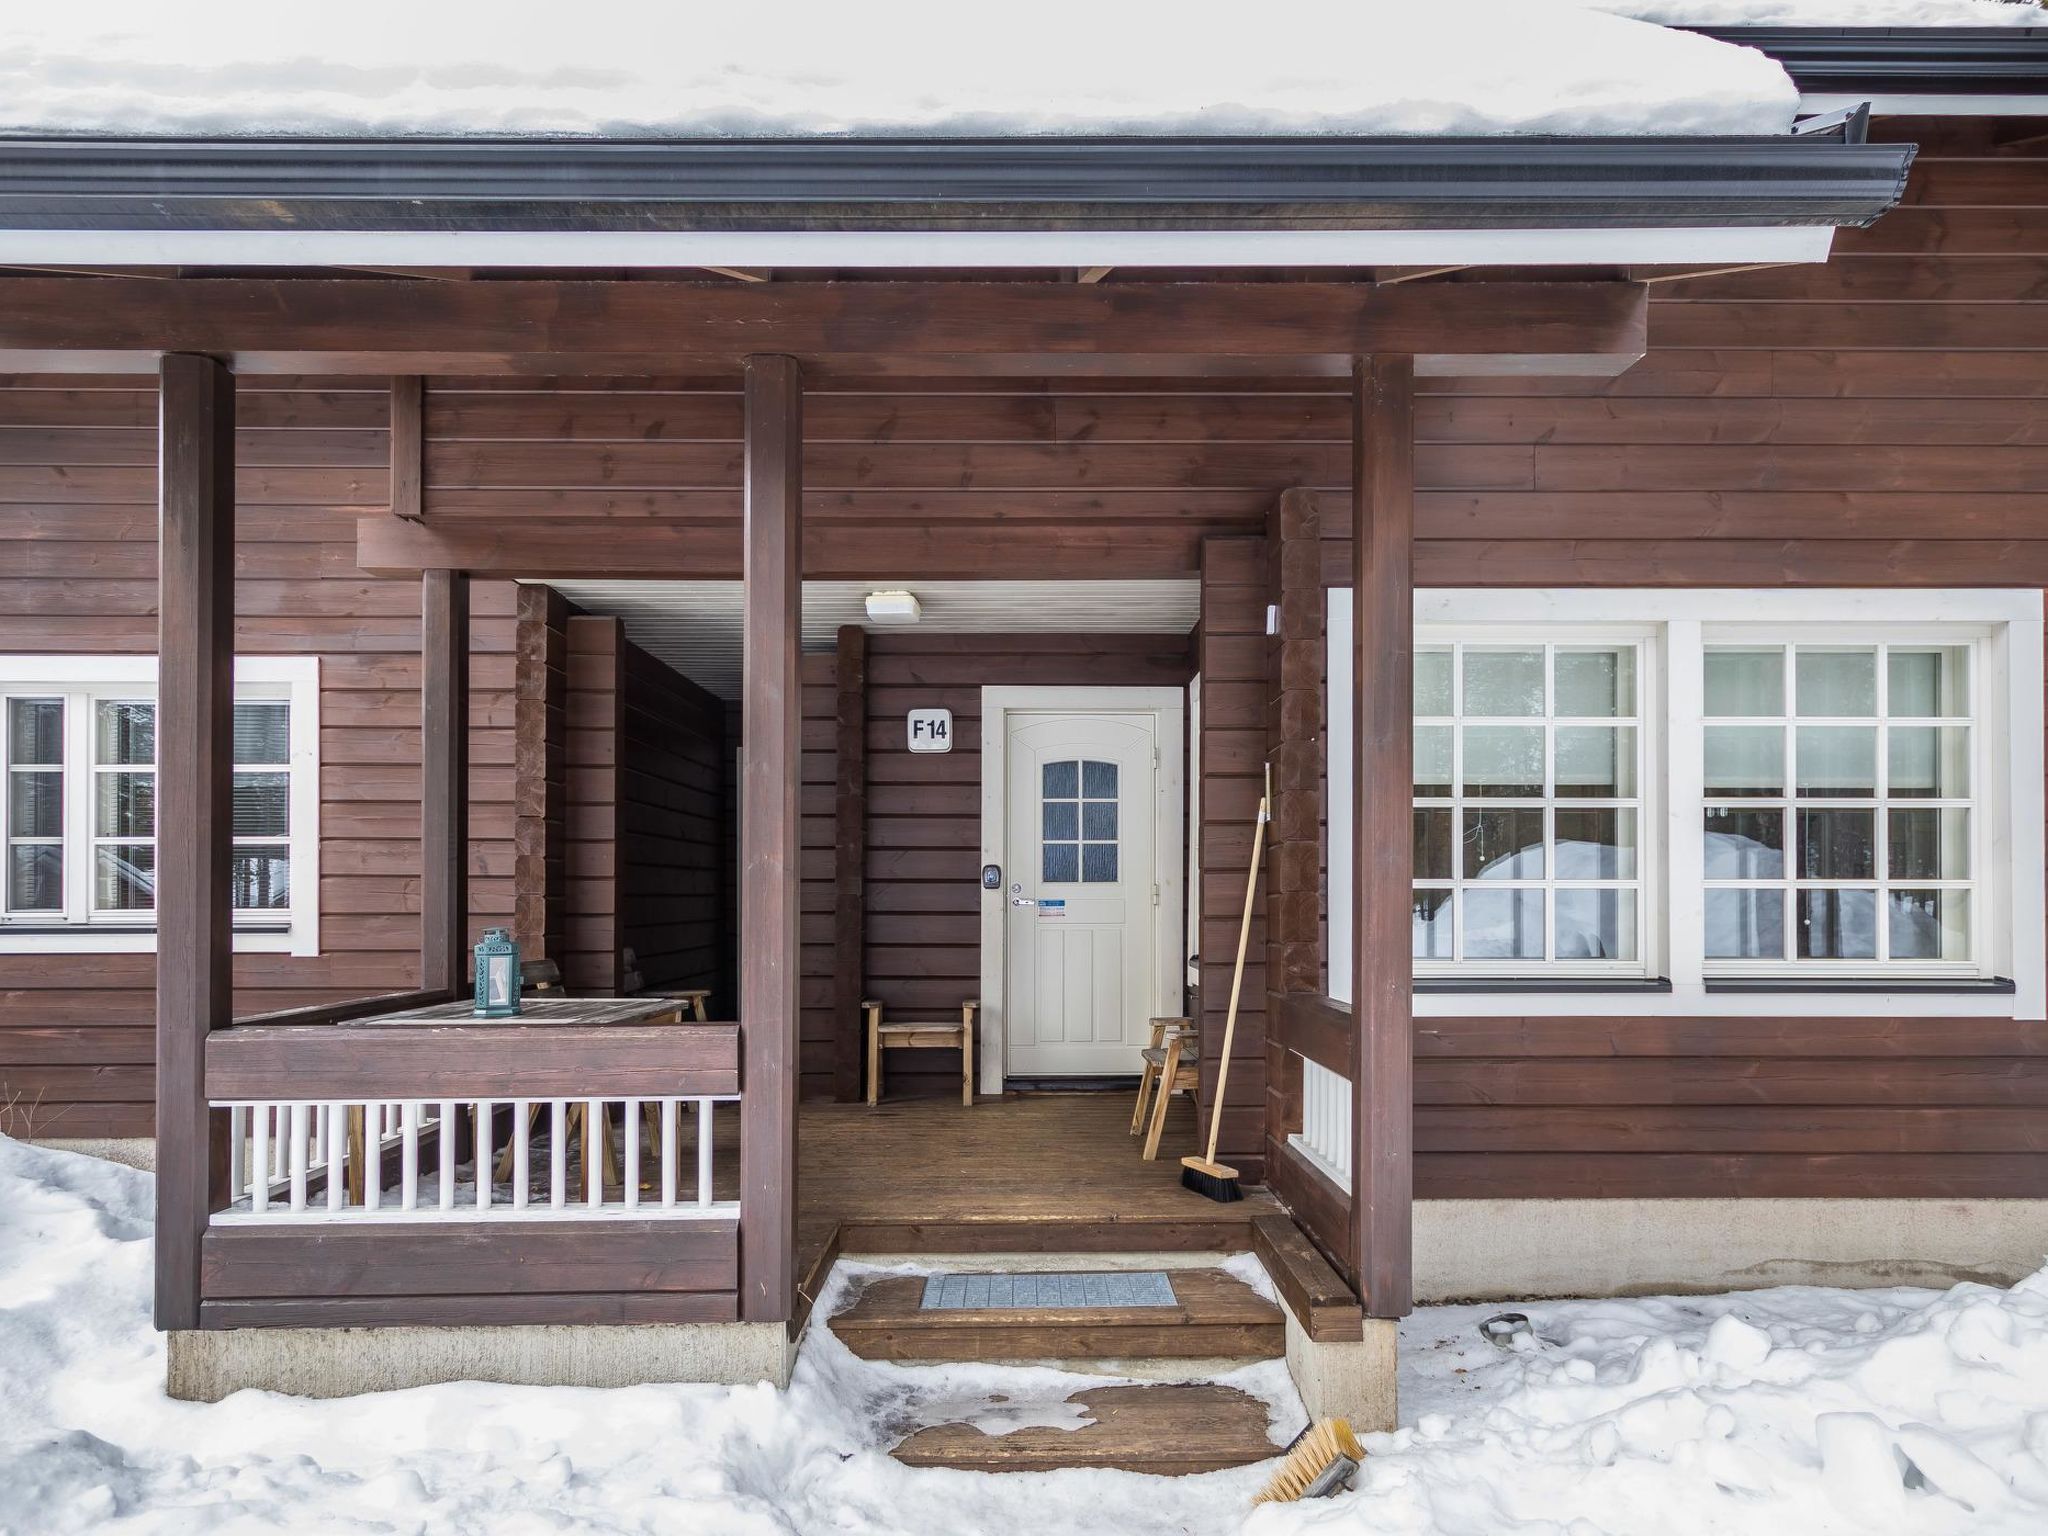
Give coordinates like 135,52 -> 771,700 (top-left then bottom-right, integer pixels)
1009,897 -> 1039,908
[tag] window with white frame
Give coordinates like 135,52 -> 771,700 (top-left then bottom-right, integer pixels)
1703,641 -> 1977,974
0,657 -> 320,954
1411,639 -> 1650,975
1325,590 -> 2045,1012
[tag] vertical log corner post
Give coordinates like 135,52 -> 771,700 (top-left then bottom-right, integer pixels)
740,354 -> 803,1322
832,624 -> 869,1103
1350,355 -> 1415,1319
421,569 -> 471,995
156,352 -> 236,1330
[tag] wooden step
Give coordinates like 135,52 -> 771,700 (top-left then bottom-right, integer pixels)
892,1383 -> 1282,1475
831,1268 -> 1284,1363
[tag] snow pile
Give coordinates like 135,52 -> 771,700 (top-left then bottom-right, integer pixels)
6,1132 -> 2048,1534
0,1 -> 1800,139
1604,2 -> 2044,24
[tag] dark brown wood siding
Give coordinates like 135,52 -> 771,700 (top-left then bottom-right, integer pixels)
0,376 -> 514,1139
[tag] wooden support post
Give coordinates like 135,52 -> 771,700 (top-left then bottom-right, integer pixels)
389,376 -> 423,522
1349,355 -> 1415,1319
155,352 -> 236,1331
832,624 -> 869,1103
421,569 -> 470,995
740,354 -> 802,1322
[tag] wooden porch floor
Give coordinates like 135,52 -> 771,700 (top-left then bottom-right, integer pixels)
796,1093 -> 1282,1315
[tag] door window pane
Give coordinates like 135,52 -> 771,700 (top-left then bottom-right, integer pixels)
1041,760 -> 1078,799
1463,888 -> 1544,960
1081,760 -> 1118,799
1042,801 -> 1077,841
1041,843 -> 1079,883
1797,889 -> 1878,961
1081,800 -> 1117,841
1706,887 -> 1784,960
1705,649 -> 1782,717
1462,649 -> 1543,717
1082,844 -> 1119,883
1796,649 -> 1877,717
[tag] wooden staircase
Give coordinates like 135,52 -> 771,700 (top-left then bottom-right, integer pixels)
829,1264 -> 1291,1475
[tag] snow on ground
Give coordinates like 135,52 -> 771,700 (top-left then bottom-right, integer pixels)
0,2 -> 1799,139
1604,2 -> 2044,25
5,1133 -> 2048,1534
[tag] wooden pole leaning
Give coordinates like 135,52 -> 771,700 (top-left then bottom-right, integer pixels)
1182,762 -> 1268,1202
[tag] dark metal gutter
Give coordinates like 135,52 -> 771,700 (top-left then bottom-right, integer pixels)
1686,25 -> 2048,98
0,134 -> 1913,233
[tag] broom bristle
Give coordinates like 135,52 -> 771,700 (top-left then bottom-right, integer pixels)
1179,1156 -> 1244,1204
1255,1419 -> 1364,1505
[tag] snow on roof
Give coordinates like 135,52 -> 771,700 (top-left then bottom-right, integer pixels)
0,0 -> 1803,140
1601,1 -> 2044,23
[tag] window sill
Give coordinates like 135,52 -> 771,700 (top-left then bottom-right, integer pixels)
1415,977 -> 1672,995
1704,976 -> 2016,996
0,922 -> 308,956
0,922 -> 290,936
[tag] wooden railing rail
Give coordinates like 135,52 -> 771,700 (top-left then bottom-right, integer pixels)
1268,992 -> 1352,1078
230,988 -> 454,1031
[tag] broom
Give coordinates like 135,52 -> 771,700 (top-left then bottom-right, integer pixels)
1181,761 -> 1268,1204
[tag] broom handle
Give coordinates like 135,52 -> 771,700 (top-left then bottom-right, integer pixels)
1202,767 -> 1268,1167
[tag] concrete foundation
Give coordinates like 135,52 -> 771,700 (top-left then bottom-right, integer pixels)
168,1322 -> 796,1401
1281,1310 -> 1397,1434
1415,1197 -> 2048,1301
30,1136 -> 155,1171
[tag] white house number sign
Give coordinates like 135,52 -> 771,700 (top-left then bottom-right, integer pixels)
907,707 -> 953,753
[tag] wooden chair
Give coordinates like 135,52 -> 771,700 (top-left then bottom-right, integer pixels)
865,998 -> 977,1107
1134,1018 -> 1200,1161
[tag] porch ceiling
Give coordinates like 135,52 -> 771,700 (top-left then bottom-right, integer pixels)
545,578 -> 1200,699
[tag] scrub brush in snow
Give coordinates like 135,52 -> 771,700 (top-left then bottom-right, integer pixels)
1254,1418 -> 1364,1505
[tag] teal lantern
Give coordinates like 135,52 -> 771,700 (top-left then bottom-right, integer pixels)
473,928 -> 522,1017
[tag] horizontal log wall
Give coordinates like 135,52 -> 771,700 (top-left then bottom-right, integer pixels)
0,377 -> 513,1140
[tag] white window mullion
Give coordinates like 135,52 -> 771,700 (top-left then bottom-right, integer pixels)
1664,620 -> 1706,998
65,693 -> 92,926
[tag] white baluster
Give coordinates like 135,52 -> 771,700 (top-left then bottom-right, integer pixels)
586,1098 -> 604,1206
696,1098 -> 714,1208
512,1099 -> 531,1210
660,1099 -> 678,1209
249,1105 -> 270,1215
550,1100 -> 567,1210
476,1100 -> 493,1211
314,1104 -> 329,1172
439,1099 -> 458,1211
229,1105 -> 247,1201
326,1101 -> 348,1211
364,1103 -> 383,1212
287,1103 -> 310,1212
401,1101 -> 420,1212
623,1100 -> 640,1211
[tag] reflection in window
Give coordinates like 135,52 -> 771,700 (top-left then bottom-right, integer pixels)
1413,642 -> 1643,970
1704,643 -> 1974,969
1042,758 -> 1120,885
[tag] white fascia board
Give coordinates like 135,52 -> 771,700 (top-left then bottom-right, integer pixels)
1802,92 -> 2048,117
0,224 -> 1835,269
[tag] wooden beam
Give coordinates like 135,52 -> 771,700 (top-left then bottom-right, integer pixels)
1349,354 -> 1414,1320
420,569 -> 470,996
832,625 -> 869,1103
389,377 -> 423,522
0,276 -> 1648,375
155,351 -> 236,1332
739,354 -> 803,1323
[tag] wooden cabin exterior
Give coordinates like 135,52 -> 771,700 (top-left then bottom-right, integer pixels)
0,31 -> 2045,1419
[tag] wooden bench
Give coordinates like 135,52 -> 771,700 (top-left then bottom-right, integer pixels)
865,998 -> 977,1107
1130,1016 -> 1198,1161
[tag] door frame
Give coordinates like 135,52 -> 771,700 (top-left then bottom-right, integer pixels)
978,685 -> 1187,1096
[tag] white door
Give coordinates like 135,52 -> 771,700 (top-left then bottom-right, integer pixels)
1002,712 -> 1160,1077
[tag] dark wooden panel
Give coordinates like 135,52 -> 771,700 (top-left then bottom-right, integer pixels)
1418,1153 -> 2048,1200
200,1219 -> 738,1298
205,1022 -> 740,1098
201,1291 -> 740,1328
1415,1016 -> 2048,1059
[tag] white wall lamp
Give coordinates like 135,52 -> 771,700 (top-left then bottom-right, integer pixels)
864,590 -> 922,625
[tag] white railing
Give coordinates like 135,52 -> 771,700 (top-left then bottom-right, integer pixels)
214,1095 -> 739,1223
1288,1055 -> 1353,1192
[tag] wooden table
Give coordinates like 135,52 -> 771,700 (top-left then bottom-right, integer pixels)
337,994 -> 691,1200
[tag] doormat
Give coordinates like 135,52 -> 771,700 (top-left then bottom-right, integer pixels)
919,1271 -> 1178,1311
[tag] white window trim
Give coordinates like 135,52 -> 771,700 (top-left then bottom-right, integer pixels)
0,655 -> 321,956
1327,589 -> 2045,1021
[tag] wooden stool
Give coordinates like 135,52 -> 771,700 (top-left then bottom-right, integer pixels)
1129,1016 -> 1194,1138
865,998 -> 978,1107
639,987 -> 712,1022
1138,1024 -> 1200,1161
